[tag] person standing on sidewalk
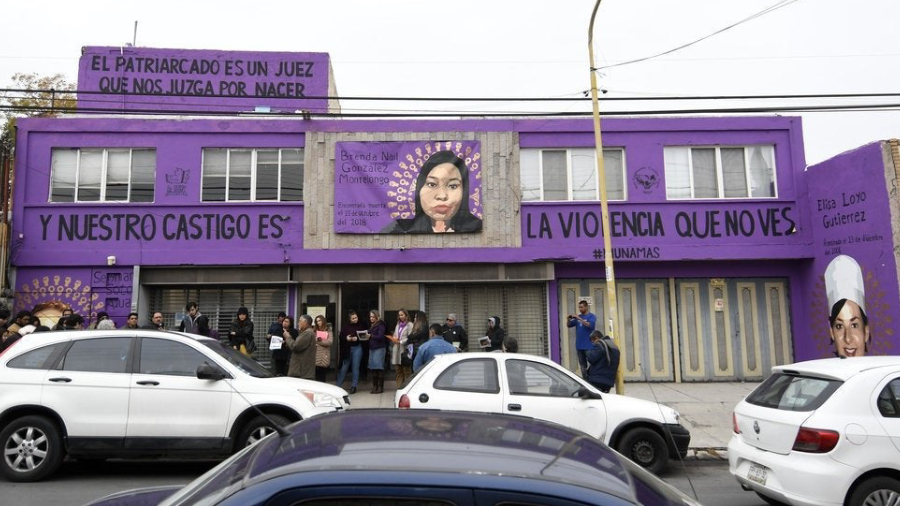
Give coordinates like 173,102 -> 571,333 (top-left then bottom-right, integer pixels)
567,299 -> 596,379
441,313 -> 468,352
313,315 -> 333,383
287,315 -> 315,380
485,316 -> 505,352
142,311 -> 166,331
179,302 -> 210,337
336,310 -> 366,394
387,308 -> 413,386
367,310 -> 387,394
266,312 -> 290,376
229,307 -> 255,355
586,330 -> 619,393
414,324 -> 457,373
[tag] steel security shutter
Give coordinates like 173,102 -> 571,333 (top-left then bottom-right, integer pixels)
425,284 -> 547,357
149,287 -> 287,364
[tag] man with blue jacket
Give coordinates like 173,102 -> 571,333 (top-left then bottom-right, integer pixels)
586,330 -> 620,393
414,324 -> 457,372
567,299 -> 596,379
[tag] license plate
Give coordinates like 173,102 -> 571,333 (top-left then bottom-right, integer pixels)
748,463 -> 768,485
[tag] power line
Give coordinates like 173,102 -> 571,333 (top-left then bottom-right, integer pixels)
595,0 -> 800,71
4,86 -> 900,103
4,100 -> 900,118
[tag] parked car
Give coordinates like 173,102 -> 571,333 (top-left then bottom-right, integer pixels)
729,356 -> 900,506
0,330 -> 349,482
86,408 -> 701,506
395,352 -> 690,473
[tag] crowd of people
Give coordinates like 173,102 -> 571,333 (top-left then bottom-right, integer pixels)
0,300 -> 567,396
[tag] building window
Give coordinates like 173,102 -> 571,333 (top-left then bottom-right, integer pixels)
664,145 -> 776,199
50,148 -> 156,203
520,148 -> 625,202
201,148 -> 303,202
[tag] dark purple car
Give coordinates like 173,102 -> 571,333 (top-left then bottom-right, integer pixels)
87,409 -> 699,506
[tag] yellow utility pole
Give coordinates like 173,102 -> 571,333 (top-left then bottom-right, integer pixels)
588,0 -> 624,395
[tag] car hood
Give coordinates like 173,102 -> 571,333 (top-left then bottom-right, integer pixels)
601,392 -> 680,425
233,376 -> 347,397
84,485 -> 181,506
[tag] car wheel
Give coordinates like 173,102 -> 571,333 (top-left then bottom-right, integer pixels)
0,415 -> 64,482
237,415 -> 290,449
616,427 -> 669,475
849,476 -> 900,506
755,492 -> 789,506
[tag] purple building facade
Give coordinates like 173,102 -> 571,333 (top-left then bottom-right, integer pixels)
10,47 -> 900,380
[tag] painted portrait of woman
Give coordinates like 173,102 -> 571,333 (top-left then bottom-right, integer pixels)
381,150 -> 482,234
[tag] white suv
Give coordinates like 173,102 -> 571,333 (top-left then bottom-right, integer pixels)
729,356 -> 900,506
0,330 -> 349,482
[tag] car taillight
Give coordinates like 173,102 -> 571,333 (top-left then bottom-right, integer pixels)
398,394 -> 410,409
732,412 -> 740,434
792,427 -> 839,453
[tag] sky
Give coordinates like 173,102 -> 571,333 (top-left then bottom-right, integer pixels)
1,0 -> 898,164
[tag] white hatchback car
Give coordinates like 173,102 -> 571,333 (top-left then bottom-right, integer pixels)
729,356 -> 900,506
395,352 -> 690,473
0,330 -> 349,482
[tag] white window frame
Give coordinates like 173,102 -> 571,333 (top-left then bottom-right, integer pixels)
49,148 -> 155,203
521,148 -> 626,202
201,148 -> 303,202
664,145 -> 777,200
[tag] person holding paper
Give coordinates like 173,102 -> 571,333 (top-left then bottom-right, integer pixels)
337,310 -> 366,394
266,312 -> 290,376
286,315 -> 315,380
387,309 -> 414,386
313,315 -> 334,382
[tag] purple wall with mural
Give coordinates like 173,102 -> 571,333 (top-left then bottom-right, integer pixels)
801,142 -> 900,359
77,47 -> 330,113
12,114 -> 830,359
14,267 -> 134,328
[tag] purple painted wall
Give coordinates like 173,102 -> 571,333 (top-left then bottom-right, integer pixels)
11,114 -> 825,361
14,267 -> 134,327
800,142 -> 900,359
78,47 -> 330,113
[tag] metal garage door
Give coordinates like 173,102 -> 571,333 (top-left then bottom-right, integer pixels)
425,284 -> 548,357
149,287 -> 288,364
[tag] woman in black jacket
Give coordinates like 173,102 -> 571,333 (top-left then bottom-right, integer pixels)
229,307 -> 255,355
486,316 -> 505,352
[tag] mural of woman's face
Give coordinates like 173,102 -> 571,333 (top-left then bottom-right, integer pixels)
830,299 -> 870,357
419,162 -> 463,231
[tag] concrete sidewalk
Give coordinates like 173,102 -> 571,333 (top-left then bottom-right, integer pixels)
344,378 -> 760,459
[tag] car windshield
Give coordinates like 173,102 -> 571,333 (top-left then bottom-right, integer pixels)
199,340 -> 273,378
159,441 -> 259,506
746,372 -> 842,411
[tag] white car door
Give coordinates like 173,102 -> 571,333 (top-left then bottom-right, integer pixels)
502,358 -> 606,439
41,337 -> 133,438
408,357 -> 503,413
875,375 -> 900,455
127,337 -> 232,441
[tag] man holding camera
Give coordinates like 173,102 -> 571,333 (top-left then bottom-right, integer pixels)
566,299 -> 596,379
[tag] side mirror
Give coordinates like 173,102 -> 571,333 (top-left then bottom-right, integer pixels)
197,363 -> 227,381
577,386 -> 602,400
